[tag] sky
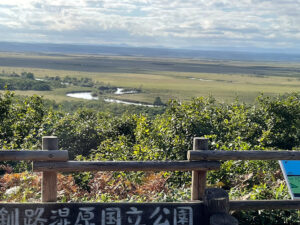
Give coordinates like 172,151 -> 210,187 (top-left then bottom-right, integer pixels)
1,0 -> 300,51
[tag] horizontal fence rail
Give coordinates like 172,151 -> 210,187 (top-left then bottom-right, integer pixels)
188,150 -> 300,161
2,136 -> 300,225
33,160 -> 221,172
0,150 -> 68,161
230,200 -> 300,211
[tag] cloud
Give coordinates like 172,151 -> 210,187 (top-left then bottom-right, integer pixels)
0,0 -> 300,50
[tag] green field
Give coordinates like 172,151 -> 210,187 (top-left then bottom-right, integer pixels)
0,52 -> 299,104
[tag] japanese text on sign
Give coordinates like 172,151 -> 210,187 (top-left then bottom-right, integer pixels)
0,205 -> 195,225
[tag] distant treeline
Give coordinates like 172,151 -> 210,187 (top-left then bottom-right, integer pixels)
0,72 -> 51,91
0,78 -> 51,91
46,75 -> 93,87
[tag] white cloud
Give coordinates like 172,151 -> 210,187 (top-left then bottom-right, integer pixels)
0,0 -> 300,50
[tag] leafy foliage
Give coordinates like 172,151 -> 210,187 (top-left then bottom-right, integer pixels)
0,91 -> 299,224
0,77 -> 51,91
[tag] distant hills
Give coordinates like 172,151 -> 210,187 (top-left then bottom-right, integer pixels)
1,41 -> 300,62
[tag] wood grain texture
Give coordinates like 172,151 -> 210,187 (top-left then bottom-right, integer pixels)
33,160 -> 221,172
42,136 -> 58,150
204,188 -> 230,215
205,188 -> 238,225
188,150 -> 300,161
42,136 -> 58,202
0,150 -> 68,161
0,202 -> 206,225
191,137 -> 209,201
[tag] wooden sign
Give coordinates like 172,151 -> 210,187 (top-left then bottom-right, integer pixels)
0,202 -> 206,225
280,160 -> 300,199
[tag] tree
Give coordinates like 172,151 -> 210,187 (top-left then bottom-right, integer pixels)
21,72 -> 35,80
153,96 -> 164,106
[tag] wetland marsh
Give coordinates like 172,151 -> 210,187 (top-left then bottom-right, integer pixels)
0,52 -> 299,105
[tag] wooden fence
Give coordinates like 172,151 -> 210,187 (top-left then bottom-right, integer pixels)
1,136 -> 300,225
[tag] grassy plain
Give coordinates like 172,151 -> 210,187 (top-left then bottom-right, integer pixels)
0,52 -> 299,104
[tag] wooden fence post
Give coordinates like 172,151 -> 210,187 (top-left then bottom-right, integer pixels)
42,136 -> 58,202
191,137 -> 208,200
204,188 -> 238,225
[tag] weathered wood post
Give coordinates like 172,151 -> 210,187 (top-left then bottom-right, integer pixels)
204,188 -> 238,225
191,137 -> 208,200
42,136 -> 58,202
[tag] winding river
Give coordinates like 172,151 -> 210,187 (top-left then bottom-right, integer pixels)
104,98 -> 155,107
66,89 -> 155,107
189,77 -> 212,81
66,92 -> 99,100
114,88 -> 138,95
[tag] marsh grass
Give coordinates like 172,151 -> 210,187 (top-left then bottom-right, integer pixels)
0,53 -> 299,104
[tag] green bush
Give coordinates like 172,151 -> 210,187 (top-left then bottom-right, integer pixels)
0,91 -> 299,224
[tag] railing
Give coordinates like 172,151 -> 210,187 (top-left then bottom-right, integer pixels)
188,149 -> 300,211
1,136 -> 300,225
